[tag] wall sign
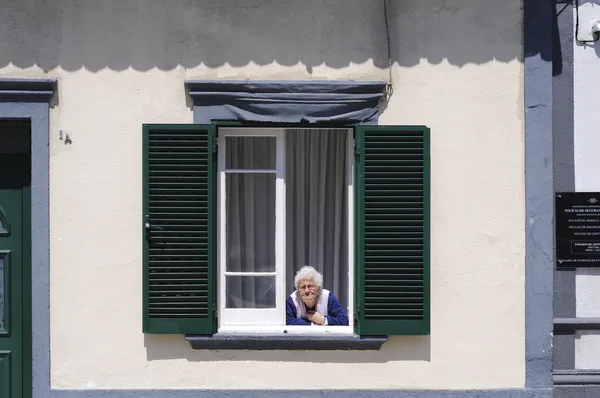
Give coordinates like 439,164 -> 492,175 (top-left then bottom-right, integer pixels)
556,192 -> 600,268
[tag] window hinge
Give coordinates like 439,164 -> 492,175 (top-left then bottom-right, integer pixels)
354,142 -> 360,160
213,302 -> 219,330
213,142 -> 219,155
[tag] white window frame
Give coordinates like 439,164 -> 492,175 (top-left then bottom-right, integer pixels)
217,126 -> 354,334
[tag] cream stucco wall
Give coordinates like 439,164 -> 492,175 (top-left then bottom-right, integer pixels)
0,0 -> 524,390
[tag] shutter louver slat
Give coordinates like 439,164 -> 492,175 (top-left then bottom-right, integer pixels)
143,125 -> 215,334
356,125 -> 430,336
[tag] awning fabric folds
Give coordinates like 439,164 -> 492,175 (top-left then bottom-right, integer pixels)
185,80 -> 386,124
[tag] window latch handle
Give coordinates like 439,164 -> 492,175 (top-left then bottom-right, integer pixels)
145,215 -> 163,240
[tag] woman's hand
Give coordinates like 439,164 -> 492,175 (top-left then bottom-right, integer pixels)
307,311 -> 325,325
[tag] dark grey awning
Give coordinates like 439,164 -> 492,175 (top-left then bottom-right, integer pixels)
185,80 -> 386,124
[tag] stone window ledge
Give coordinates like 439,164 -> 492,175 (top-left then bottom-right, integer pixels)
185,334 -> 387,350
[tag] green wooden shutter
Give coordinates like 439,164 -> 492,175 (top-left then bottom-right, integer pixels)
355,125 -> 430,335
143,124 -> 216,334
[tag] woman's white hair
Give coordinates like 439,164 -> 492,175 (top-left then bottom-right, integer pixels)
294,266 -> 323,289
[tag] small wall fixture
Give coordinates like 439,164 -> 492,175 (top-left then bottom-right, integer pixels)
575,0 -> 600,44
59,130 -> 72,145
591,19 -> 600,42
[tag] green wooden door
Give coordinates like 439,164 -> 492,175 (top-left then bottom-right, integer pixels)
0,155 -> 29,398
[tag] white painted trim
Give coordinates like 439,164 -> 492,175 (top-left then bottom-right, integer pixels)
220,127 -> 279,136
276,129 -> 287,325
217,325 -> 355,335
218,131 -> 226,327
218,126 -> 353,331
218,128 -> 285,327
223,169 -> 276,174
222,308 -> 281,326
224,272 -> 277,276
347,128 -> 355,328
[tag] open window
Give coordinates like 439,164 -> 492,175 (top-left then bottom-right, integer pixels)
217,127 -> 353,333
142,123 -> 430,337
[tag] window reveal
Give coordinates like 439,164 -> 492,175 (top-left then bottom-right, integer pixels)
218,128 -> 351,329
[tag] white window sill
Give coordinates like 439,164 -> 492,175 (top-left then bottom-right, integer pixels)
217,325 -> 355,335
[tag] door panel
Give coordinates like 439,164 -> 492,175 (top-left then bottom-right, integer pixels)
0,155 -> 26,398
0,351 -> 10,397
0,252 -> 9,336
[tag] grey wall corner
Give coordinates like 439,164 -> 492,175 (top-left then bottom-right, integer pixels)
524,0 -> 554,389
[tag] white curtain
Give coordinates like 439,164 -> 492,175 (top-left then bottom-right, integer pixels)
226,137 -> 276,308
285,128 -> 349,309
225,130 -> 349,310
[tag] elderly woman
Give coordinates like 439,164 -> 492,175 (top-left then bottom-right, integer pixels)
286,266 -> 349,326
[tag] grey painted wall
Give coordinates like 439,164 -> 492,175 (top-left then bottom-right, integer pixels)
0,0 -> 521,72
553,0 -> 576,375
524,0 -> 554,388
553,1 -> 575,195
552,0 -> 600,393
